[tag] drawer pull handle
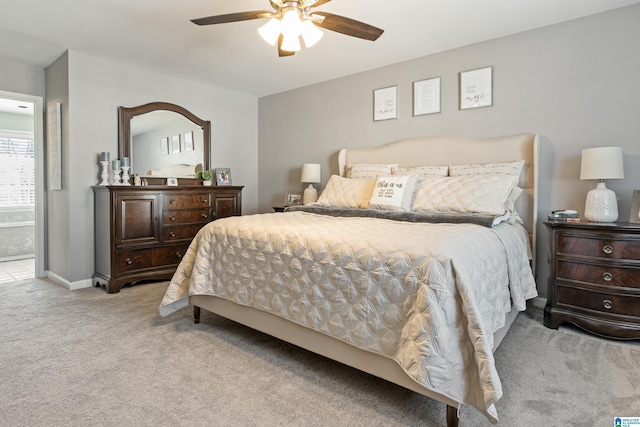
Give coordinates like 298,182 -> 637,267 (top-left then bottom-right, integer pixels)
603,299 -> 613,310
603,272 -> 613,282
125,258 -> 133,265
602,245 -> 613,254
169,199 -> 175,204
201,198 -> 208,203
202,213 -> 208,218
169,232 -> 176,238
170,216 -> 176,221
176,252 -> 182,259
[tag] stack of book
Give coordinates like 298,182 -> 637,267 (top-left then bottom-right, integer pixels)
548,210 -> 580,222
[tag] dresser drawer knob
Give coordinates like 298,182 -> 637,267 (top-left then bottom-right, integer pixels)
602,245 -> 613,254
603,272 -> 613,282
170,216 -> 176,221
169,232 -> 176,238
125,258 -> 133,265
169,199 -> 176,204
603,299 -> 613,310
176,252 -> 182,259
201,213 -> 208,218
201,198 -> 208,203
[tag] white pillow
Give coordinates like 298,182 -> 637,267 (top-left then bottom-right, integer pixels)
316,175 -> 376,209
345,163 -> 398,180
369,175 -> 418,211
392,165 -> 448,177
449,160 -> 524,177
412,175 -> 518,215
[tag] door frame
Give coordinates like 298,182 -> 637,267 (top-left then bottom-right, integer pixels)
0,90 -> 45,278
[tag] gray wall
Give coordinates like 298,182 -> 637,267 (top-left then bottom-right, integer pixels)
44,50 -> 259,286
0,59 -> 45,97
258,4 -> 640,296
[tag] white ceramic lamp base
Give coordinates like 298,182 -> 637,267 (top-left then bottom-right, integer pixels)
303,184 -> 318,205
584,181 -> 618,222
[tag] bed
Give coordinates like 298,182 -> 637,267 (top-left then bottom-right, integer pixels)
159,134 -> 540,426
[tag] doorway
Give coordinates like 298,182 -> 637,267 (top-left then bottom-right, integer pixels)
0,91 -> 45,283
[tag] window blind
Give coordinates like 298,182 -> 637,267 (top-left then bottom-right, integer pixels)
0,136 -> 35,208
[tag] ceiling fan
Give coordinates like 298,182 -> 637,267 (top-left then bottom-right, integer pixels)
191,0 -> 384,57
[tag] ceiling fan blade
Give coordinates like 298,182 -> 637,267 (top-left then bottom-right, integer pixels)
312,12 -> 383,41
191,11 -> 271,26
309,0 -> 333,7
278,34 -> 296,57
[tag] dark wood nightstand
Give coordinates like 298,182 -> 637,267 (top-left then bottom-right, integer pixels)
544,221 -> 640,339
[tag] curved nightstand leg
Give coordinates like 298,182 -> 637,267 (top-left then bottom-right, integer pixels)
194,306 -> 201,324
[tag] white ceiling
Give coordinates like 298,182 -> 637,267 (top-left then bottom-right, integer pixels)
0,0 -> 637,98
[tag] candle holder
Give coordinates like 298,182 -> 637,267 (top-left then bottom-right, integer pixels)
111,167 -> 121,185
99,161 -> 110,186
121,166 -> 131,186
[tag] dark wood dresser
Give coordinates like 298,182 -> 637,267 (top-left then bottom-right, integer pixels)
544,221 -> 640,339
94,185 -> 242,293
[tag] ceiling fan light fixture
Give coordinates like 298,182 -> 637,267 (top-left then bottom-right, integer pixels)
300,19 -> 323,47
280,33 -> 301,52
258,18 -> 282,46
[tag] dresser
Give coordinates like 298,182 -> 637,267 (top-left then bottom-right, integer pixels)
94,185 -> 242,293
544,221 -> 640,339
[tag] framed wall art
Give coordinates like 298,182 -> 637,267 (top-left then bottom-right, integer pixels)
215,168 -> 232,185
171,134 -> 181,153
373,85 -> 398,121
183,131 -> 194,152
413,77 -> 441,116
160,137 -> 169,155
459,66 -> 493,110
630,190 -> 640,224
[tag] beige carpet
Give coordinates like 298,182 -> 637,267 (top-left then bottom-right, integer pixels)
1,278 -> 638,426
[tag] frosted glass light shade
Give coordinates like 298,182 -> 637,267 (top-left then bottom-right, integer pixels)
301,20 -> 323,47
258,18 -> 282,46
584,182 -> 618,222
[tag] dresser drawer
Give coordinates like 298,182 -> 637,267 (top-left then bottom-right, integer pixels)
557,234 -> 640,259
163,193 -> 211,209
163,208 -> 213,224
117,244 -> 189,273
556,284 -> 640,317
557,260 -> 640,289
163,224 -> 207,242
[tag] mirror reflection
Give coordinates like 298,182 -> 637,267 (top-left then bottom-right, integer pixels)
131,111 -> 203,177
119,102 -> 210,180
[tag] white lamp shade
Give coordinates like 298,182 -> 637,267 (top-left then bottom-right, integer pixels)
580,147 -> 624,180
301,163 -> 321,183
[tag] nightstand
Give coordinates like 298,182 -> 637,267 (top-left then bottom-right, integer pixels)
544,221 -> 640,339
273,206 -> 286,212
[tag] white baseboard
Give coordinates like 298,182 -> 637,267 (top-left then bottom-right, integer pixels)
46,271 -> 94,290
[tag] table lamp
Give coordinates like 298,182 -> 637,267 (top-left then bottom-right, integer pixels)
301,163 -> 321,205
580,147 -> 624,222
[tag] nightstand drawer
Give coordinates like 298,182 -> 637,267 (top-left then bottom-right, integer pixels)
557,260 -> 640,289
557,235 -> 640,259
556,284 -> 640,317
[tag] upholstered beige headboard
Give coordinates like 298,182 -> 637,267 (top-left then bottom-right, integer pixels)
338,134 -> 540,270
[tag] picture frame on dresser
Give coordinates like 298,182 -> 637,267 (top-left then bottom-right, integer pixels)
215,168 -> 232,185
630,190 -> 640,223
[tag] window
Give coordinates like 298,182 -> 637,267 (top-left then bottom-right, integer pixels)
0,134 -> 35,208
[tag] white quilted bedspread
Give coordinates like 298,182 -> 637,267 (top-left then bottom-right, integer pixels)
159,211 -> 537,422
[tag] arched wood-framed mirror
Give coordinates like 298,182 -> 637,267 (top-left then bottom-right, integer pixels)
118,102 -> 210,184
